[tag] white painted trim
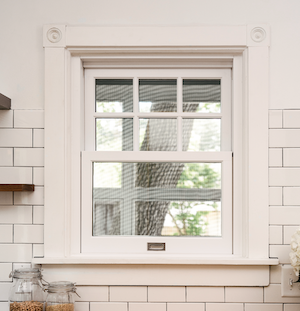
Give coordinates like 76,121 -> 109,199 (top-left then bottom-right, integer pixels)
38,263 -> 274,286
44,47 -> 66,258
247,47 -> 269,258
33,256 -> 278,265
65,26 -> 247,47
43,25 -> 272,277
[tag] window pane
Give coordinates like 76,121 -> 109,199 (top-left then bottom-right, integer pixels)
93,163 -> 121,188
96,79 -> 133,112
139,79 -> 177,112
161,201 -> 221,236
183,119 -> 221,151
96,118 -> 133,151
93,162 -> 221,236
183,79 -> 221,113
139,119 -> 177,151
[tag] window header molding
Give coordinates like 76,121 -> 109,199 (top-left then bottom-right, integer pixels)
42,24 -> 275,274
43,24 -> 270,48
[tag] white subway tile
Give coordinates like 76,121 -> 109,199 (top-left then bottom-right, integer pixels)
283,187 -> 300,205
12,263 -> 31,270
14,225 -> 43,243
33,168 -> 44,186
14,110 -> 44,128
265,284 -> 300,303
74,303 -> 89,311
110,286 -> 147,302
284,149 -> 300,167
0,206 -> 32,224
167,303 -> 205,311
0,148 -> 13,166
269,168 -> 300,186
270,265 -> 281,284
0,129 -> 32,147
269,187 -> 282,206
270,207 -> 300,225
32,244 -> 44,258
0,302 -> 8,311
75,286 -> 108,302
206,303 -> 243,311
0,110 -> 13,128
0,225 -> 13,243
269,129 -> 300,148
0,110 -> 14,128
0,167 -> 32,184
284,226 -> 299,245
14,148 -> 44,167
187,287 -> 224,302
0,263 -> 12,282
245,303 -> 282,311
283,110 -> 300,128
0,192 -> 13,205
14,186 -> 44,205
269,110 -> 282,128
269,149 -> 282,167
269,245 -> 291,264
148,287 -> 185,302
33,206 -> 44,224
0,244 -> 32,262
129,303 -> 166,311
269,226 -> 282,244
91,302 -> 127,311
0,283 -> 11,300
33,129 -> 44,147
285,304 -> 300,311
225,287 -> 263,303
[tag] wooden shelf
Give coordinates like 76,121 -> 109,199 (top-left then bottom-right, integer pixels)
0,184 -> 35,191
0,93 -> 11,110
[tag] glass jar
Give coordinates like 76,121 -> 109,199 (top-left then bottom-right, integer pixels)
9,268 -> 45,311
45,282 -> 78,311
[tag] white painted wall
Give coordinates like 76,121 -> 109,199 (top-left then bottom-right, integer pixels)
1,0 -> 300,309
0,0 -> 300,110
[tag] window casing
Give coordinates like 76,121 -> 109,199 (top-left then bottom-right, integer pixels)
40,26 -> 278,284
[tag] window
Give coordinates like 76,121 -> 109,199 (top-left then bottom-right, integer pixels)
82,68 -> 233,254
41,25 -> 277,277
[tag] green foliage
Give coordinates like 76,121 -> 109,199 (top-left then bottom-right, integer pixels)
177,163 -> 221,189
169,201 -> 209,236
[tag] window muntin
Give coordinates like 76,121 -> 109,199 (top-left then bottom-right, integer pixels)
83,68 -> 232,254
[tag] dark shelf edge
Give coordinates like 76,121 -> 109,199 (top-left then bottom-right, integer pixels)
0,184 -> 35,191
0,93 -> 11,110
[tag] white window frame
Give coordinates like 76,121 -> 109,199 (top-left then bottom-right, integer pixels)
82,68 -> 232,254
38,25 -> 278,286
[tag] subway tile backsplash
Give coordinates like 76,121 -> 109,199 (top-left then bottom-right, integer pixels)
0,108 -> 300,309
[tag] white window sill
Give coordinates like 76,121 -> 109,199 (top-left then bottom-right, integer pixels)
32,255 -> 279,265
32,256 -> 278,287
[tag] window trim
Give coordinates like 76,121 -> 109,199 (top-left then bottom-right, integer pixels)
40,25 -> 277,270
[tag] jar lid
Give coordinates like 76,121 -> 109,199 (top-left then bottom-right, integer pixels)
46,281 -> 76,293
10,268 -> 42,279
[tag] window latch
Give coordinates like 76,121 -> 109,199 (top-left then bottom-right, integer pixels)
147,243 -> 166,251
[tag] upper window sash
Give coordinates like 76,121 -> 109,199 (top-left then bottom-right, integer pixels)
84,68 -> 231,152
